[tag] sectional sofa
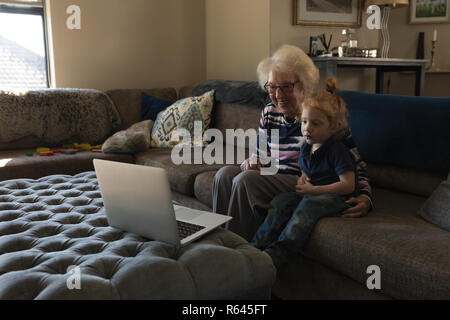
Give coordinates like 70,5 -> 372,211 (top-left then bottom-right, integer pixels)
0,81 -> 449,299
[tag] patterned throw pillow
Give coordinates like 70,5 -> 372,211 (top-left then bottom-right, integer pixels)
151,90 -> 215,148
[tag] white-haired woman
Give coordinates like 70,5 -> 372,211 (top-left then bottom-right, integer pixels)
212,45 -> 372,241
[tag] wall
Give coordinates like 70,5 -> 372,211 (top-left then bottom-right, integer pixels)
388,7 -> 450,97
47,0 -> 206,91
205,0 -> 380,92
205,0 -> 270,81
270,0 -> 379,92
46,1 -> 449,96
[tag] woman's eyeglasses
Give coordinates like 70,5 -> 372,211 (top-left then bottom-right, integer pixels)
264,81 -> 299,94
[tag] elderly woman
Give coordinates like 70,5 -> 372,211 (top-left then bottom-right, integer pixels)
212,45 -> 372,241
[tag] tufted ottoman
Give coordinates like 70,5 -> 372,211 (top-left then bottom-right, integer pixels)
0,172 -> 275,299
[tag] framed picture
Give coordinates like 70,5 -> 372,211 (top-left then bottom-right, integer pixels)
410,0 -> 450,24
293,0 -> 362,27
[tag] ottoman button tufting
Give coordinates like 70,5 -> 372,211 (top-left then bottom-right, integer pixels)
0,211 -> 22,222
26,213 -> 53,222
0,222 -> 30,236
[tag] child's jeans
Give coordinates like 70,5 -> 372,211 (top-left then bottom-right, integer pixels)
251,192 -> 350,269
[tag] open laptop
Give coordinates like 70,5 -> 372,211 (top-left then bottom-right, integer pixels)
93,159 -> 232,247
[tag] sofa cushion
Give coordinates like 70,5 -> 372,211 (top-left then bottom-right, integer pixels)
194,170 -> 219,208
135,149 -> 225,196
0,149 -> 134,182
418,173 -> 450,232
367,162 -> 447,197
302,187 -> 450,299
192,80 -> 270,108
151,90 -> 215,148
214,103 -> 262,142
102,120 -> 154,154
141,93 -> 172,121
192,80 -> 269,131
105,88 -> 178,130
0,89 -> 121,149
339,91 -> 450,173
178,86 -> 195,99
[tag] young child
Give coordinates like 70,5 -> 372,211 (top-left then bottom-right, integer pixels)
251,77 -> 358,269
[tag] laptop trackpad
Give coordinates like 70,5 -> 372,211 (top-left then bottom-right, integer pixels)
174,205 -> 203,221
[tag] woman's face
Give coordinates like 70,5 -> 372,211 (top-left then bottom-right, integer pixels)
266,69 -> 305,119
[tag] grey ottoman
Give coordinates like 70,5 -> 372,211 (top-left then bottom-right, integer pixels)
0,172 -> 275,299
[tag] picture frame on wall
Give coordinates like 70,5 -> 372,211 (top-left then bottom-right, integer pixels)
410,0 -> 450,24
293,0 -> 362,27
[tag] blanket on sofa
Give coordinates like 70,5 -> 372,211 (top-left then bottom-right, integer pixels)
0,89 -> 121,146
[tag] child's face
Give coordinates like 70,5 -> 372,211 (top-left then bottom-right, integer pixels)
301,107 -> 333,145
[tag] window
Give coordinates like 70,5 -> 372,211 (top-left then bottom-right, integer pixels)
0,0 -> 49,90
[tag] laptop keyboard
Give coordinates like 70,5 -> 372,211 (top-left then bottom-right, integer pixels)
177,220 -> 206,240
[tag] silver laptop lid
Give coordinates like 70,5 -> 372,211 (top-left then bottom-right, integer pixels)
93,159 -> 180,246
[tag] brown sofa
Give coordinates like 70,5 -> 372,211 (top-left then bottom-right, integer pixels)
1,82 -> 449,300
0,89 -> 134,181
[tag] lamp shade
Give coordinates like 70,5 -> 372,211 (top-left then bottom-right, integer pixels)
366,0 -> 409,7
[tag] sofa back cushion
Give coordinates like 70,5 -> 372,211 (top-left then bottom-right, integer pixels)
0,89 -> 122,150
367,162 -> 447,197
191,80 -> 268,150
339,91 -> 450,174
105,88 -> 177,130
214,103 -> 261,148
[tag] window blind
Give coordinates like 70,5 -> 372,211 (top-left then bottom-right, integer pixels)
0,0 -> 43,8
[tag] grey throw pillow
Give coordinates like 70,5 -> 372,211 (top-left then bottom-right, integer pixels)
418,172 -> 450,232
102,120 -> 154,154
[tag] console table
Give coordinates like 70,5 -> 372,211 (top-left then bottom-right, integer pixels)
312,57 -> 428,96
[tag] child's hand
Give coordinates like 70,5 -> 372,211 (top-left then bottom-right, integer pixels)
297,173 -> 310,185
296,180 -> 318,195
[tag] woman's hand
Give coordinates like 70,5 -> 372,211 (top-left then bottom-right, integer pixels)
240,157 -> 261,171
342,196 -> 371,218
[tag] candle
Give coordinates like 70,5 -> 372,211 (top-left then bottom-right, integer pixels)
433,29 -> 437,41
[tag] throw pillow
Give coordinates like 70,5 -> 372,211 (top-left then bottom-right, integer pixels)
102,120 -> 154,154
151,90 -> 215,149
141,93 -> 173,121
418,172 -> 450,232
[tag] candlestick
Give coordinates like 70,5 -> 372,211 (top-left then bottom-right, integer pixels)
428,40 -> 436,70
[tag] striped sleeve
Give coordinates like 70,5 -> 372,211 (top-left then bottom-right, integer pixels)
252,108 -> 269,159
342,131 -> 374,209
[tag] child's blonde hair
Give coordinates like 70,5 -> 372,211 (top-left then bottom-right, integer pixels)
300,77 -> 348,132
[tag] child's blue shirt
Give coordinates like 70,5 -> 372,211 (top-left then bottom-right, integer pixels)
298,136 -> 359,197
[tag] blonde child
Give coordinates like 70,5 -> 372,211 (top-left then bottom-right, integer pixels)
251,78 -> 358,269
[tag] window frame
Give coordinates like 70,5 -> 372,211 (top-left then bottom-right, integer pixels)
0,2 -> 50,88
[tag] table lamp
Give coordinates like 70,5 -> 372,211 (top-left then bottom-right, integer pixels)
366,0 -> 409,58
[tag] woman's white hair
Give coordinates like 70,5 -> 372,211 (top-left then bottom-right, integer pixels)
257,44 -> 319,96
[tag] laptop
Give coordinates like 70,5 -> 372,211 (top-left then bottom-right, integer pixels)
93,159 -> 231,247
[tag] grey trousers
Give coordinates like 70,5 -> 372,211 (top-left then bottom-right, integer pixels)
212,165 -> 299,241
